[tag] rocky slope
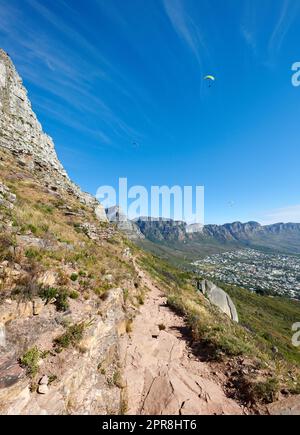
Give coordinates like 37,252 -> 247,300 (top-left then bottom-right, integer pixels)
0,50 -> 139,414
0,147 -> 146,414
0,49 -> 106,219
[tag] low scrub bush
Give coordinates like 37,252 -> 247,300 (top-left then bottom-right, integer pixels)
54,322 -> 86,350
39,287 -> 69,311
20,346 -> 41,377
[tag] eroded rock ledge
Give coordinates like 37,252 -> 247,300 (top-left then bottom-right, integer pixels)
0,49 -> 106,219
0,288 -> 126,415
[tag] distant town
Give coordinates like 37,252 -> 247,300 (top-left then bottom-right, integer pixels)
192,249 -> 300,300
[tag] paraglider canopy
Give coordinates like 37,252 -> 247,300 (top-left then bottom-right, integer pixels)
204,75 -> 216,88
204,75 -> 215,81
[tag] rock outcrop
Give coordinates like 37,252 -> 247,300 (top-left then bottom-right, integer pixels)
0,49 -> 106,220
200,280 -> 239,322
134,217 -> 186,241
267,395 -> 300,415
0,289 -> 126,414
106,206 -> 144,240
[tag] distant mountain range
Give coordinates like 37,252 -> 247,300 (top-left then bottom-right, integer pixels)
133,218 -> 300,265
105,207 -> 300,265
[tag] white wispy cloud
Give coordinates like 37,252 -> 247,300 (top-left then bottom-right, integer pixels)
241,0 -> 300,63
241,25 -> 257,55
259,205 -> 300,225
268,0 -> 300,57
162,0 -> 206,67
0,0 -> 145,146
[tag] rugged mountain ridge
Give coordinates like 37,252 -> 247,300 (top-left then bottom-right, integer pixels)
0,49 -> 106,220
131,218 -> 300,264
134,218 -> 300,243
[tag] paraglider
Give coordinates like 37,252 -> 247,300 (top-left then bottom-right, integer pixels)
204,75 -> 216,87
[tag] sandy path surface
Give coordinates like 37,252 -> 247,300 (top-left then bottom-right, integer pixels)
120,264 -> 244,415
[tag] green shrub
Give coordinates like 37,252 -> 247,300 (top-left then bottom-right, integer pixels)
39,287 -> 58,303
20,347 -> 41,377
113,370 -> 124,388
25,248 -> 42,260
39,287 -> 69,311
54,322 -> 86,350
70,273 -> 78,282
48,374 -> 58,384
34,203 -> 54,214
126,319 -> 133,333
137,293 -> 145,305
69,290 -> 79,300
55,289 -> 69,312
0,232 -> 16,261
27,224 -> 38,235
123,288 -> 129,302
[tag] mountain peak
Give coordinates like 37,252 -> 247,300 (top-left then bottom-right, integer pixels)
0,49 -> 106,219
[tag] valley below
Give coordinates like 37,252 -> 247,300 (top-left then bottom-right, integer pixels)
193,249 -> 300,300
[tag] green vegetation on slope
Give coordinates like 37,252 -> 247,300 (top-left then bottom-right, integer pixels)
221,283 -> 300,366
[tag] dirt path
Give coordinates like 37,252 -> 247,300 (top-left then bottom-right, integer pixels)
120,264 -> 245,415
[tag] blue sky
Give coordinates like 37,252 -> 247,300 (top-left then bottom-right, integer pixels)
0,0 -> 300,224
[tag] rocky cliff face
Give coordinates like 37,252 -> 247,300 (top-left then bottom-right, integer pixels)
135,218 -> 300,255
134,217 -> 187,242
106,207 -> 145,240
0,49 -> 106,220
0,50 -> 67,176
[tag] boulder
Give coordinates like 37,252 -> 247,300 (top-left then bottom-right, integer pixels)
0,323 -> 6,348
37,384 -> 49,395
39,375 -> 49,386
267,395 -> 300,415
200,280 -> 239,322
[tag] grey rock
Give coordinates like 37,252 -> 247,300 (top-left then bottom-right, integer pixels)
186,223 -> 204,234
0,182 -> 16,209
0,49 -> 107,221
79,222 -> 99,240
39,375 -> 49,386
106,206 -> 145,240
0,323 -> 6,348
267,395 -> 300,415
37,384 -> 49,395
200,280 -> 239,322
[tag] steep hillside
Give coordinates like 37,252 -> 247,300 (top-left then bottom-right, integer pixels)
0,146 -> 149,414
0,50 -> 142,414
